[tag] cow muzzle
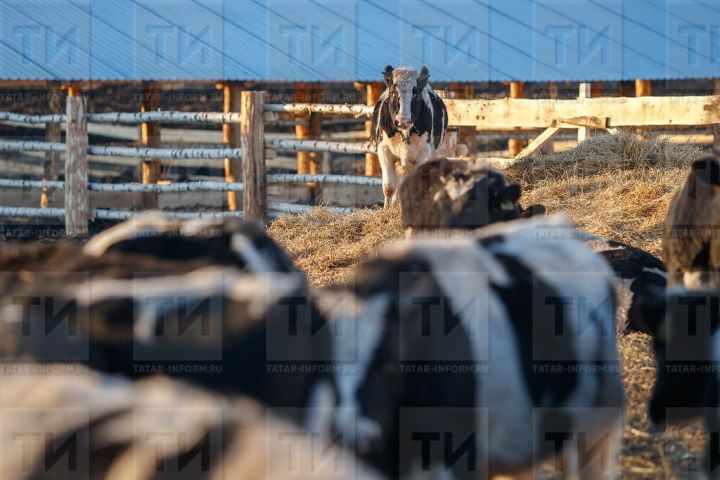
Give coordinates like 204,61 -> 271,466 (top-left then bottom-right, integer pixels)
395,117 -> 413,129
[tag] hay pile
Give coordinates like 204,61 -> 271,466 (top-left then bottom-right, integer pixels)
506,131 -> 705,256
268,132 -> 710,478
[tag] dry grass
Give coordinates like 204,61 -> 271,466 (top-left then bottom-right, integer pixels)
268,132 -> 711,479
269,206 -> 403,288
506,131 -> 705,256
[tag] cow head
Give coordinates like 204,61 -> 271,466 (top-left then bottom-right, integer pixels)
383,65 -> 430,132
691,156 -> 720,186
648,291 -> 720,427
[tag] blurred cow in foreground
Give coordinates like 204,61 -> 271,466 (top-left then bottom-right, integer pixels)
648,290 -> 720,479
371,65 -> 448,208
0,370 -> 378,480
663,154 -> 720,290
0,215 -> 332,427
318,215 -> 624,479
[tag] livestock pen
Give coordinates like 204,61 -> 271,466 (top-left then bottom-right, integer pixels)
0,86 -> 719,235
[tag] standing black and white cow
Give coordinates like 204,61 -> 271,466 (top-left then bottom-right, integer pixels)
648,290 -> 720,479
318,215 -> 624,479
371,65 -> 448,207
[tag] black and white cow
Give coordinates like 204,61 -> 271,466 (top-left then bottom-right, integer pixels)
317,215 -> 624,479
0,371 -> 379,480
0,215 -> 332,426
371,65 -> 448,208
648,289 -> 720,479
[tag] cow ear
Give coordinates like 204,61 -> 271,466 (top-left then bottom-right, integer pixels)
504,183 -> 521,202
416,66 -> 429,91
692,157 -> 720,185
382,65 -> 394,87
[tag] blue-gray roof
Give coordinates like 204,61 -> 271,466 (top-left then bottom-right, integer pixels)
1,0 -> 718,82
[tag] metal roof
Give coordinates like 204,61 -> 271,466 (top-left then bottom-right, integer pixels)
0,0 -> 718,82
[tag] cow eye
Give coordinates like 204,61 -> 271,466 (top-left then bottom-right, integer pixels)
412,87 -> 417,95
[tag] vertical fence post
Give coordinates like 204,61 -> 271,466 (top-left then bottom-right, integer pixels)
450,82 -> 477,156
223,82 -> 242,211
508,81 -> 525,156
241,91 -> 266,222
714,80 -> 720,154
364,82 -> 383,176
41,81 -> 62,208
295,83 -> 312,175
140,82 -> 161,208
65,93 -> 89,236
578,83 -> 592,143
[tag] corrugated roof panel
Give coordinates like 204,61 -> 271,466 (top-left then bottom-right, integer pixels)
0,0 -> 717,82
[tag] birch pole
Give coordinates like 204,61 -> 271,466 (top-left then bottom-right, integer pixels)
241,91 -> 266,222
64,93 -> 89,235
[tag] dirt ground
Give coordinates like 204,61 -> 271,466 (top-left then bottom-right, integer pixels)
269,132 -> 712,479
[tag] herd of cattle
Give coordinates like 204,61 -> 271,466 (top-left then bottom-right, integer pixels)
0,150 -> 716,479
0,66 -> 719,479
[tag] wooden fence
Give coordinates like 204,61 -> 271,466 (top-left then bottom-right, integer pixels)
0,88 -> 719,235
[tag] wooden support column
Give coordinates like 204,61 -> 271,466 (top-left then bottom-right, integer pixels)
41,82 -> 62,208
635,79 -> 652,97
364,82 -> 383,176
548,82 -> 558,100
508,81 -> 525,156
578,83 -> 593,143
618,81 -> 634,97
140,82 -> 161,208
223,82 -> 242,211
241,91 -> 266,222
713,80 -> 720,153
294,83 -> 323,174
65,93 -> 89,236
450,82 -> 476,156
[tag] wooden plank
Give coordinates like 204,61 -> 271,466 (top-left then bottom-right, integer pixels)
577,83 -> 593,143
513,126 -> 562,160
241,91 -> 266,222
364,82 -> 383,176
223,82 -> 242,211
65,95 -> 89,236
636,79 -> 652,97
450,82 -> 477,157
508,81 -> 525,156
294,83 -> 312,174
140,82 -> 161,208
41,82 -> 62,208
444,95 -> 720,129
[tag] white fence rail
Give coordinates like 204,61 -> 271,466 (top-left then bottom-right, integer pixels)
0,92 -> 387,233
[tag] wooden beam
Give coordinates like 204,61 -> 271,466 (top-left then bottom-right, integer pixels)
223,82 -> 242,211
0,80 -> 48,88
241,91 -> 266,223
65,96 -> 89,236
444,95 -> 720,129
513,126 -> 562,160
577,83 -> 593,143
294,83 -> 312,174
508,81 -> 525,156
450,83 -> 476,156
635,79 -> 652,97
41,82 -> 62,208
139,82 -> 161,209
364,82 -> 383,176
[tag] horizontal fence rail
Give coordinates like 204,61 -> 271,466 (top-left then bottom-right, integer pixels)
0,141 -> 242,160
267,174 -> 382,186
265,103 -> 374,117
266,138 -> 374,154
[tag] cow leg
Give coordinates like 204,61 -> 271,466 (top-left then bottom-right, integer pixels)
378,143 -> 399,208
